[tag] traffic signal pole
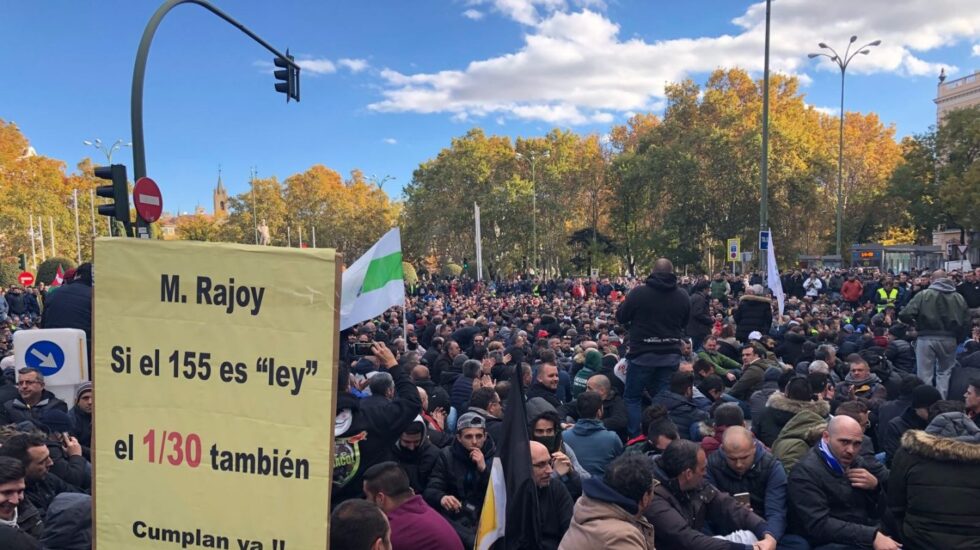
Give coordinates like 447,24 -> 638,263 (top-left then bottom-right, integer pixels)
130,0 -> 301,181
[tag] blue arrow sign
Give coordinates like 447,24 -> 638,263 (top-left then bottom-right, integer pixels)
24,340 -> 65,377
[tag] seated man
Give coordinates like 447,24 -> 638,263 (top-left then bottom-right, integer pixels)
0,433 -> 85,514
530,441 -> 573,549
0,456 -> 42,539
423,412 -> 494,548
787,416 -> 898,550
559,453 -> 656,549
562,392 -> 622,477
330,499 -> 392,550
706,427 -> 808,549
727,344 -> 770,403
653,371 -> 710,440
645,439 -> 777,550
0,368 -> 67,425
698,336 -> 741,383
389,419 -> 440,494
362,461 -> 462,550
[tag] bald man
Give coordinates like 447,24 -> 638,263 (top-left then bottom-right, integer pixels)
530,441 -> 574,550
899,268 -> 970,398
615,257 -> 691,437
787,416 -> 898,550
706,427 -> 802,548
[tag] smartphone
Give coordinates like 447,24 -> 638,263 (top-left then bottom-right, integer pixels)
734,492 -> 751,506
352,342 -> 374,356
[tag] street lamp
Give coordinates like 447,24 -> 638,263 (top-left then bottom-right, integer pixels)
515,150 -> 549,274
808,36 -> 881,257
83,138 -> 132,164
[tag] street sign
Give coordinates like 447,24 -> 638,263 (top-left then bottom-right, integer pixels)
742,252 -> 753,263
24,340 -> 65,376
759,231 -> 770,250
13,328 -> 88,406
958,245 -> 969,256
17,271 -> 34,287
727,238 -> 740,261
133,176 -> 163,223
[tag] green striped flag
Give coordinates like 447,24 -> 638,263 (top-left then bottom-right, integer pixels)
340,228 -> 405,330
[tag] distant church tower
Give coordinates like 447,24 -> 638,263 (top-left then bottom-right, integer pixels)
213,167 -> 228,218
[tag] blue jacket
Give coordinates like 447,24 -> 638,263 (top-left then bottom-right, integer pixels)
653,391 -> 709,441
562,419 -> 622,477
706,440 -> 787,540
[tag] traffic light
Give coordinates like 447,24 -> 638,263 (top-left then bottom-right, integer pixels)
274,50 -> 300,102
95,164 -> 132,237
463,258 -> 469,270
18,253 -> 27,271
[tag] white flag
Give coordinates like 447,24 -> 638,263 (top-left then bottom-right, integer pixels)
474,202 -> 483,282
766,228 -> 785,316
340,228 -> 405,330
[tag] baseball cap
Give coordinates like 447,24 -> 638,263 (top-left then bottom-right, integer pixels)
748,331 -> 763,341
457,412 -> 487,431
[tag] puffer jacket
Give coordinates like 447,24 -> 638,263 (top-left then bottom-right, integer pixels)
559,478 -> 656,550
734,295 -> 773,342
652,391 -> 709,441
39,493 -> 91,550
888,429 -> 980,549
754,393 -> 830,448
771,409 -> 826,474
899,279 -> 970,340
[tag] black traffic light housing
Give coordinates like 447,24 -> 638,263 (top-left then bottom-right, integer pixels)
18,254 -> 27,271
274,50 -> 300,102
95,164 -> 132,237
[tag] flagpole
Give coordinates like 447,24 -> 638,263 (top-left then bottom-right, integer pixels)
74,189 -> 82,262
39,218 -> 46,260
311,226 -> 316,248
50,216 -> 56,257
90,189 -> 97,237
29,214 -> 37,271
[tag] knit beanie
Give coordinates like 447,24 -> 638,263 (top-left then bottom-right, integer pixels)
75,382 -> 93,403
911,385 -> 942,410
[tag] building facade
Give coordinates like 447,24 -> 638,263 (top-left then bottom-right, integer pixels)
935,69 -> 980,123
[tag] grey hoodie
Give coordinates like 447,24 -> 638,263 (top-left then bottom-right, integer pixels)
899,278 -> 970,339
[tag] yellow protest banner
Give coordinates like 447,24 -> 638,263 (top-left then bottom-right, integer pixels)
94,238 -> 339,550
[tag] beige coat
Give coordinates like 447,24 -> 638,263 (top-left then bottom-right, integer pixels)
559,495 -> 655,550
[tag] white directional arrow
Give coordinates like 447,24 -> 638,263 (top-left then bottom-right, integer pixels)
30,348 -> 57,369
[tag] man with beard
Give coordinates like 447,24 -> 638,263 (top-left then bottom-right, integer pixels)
530,441 -> 574,550
527,361 -> 563,408
527,397 -> 587,499
390,419 -> 440,494
0,457 -> 42,539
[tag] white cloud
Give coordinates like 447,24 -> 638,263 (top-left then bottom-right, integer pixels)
973,44 -> 980,56
338,58 -> 369,73
463,9 -> 485,20
383,138 -> 398,145
809,105 -> 840,117
295,58 -> 336,75
370,2 -> 980,125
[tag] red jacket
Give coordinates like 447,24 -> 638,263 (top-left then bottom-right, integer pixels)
841,279 -> 864,302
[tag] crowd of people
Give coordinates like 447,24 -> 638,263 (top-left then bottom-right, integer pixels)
3,260 -> 980,549
329,263 -> 980,550
0,264 -> 95,549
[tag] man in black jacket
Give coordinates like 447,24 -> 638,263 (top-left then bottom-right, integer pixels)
41,263 -> 93,368
687,282 -> 713,352
531,441 -> 573,550
390,418 -> 440,494
616,259 -> 690,437
0,433 -> 86,514
333,343 -> 422,505
787,415 -> 899,550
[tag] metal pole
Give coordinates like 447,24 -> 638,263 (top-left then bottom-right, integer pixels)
836,65 -> 845,257
89,189 -> 97,237
130,0 -> 300,181
251,167 -> 258,244
74,190 -> 82,263
531,158 -> 537,274
38,218 -> 46,260
49,217 -> 56,258
287,226 -> 291,248
311,226 -> 316,248
758,0 -> 771,274
29,214 -> 37,271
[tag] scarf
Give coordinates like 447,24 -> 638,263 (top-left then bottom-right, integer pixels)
0,507 -> 18,528
817,438 -> 845,476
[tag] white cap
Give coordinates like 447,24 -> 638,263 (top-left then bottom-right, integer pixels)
748,331 -> 763,341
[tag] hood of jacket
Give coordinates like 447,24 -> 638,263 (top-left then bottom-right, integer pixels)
766,392 -> 830,417
526,397 -> 559,424
783,331 -> 806,344
925,411 -> 980,441
581,477 -> 645,515
740,294 -> 772,305
394,415 -> 429,452
645,272 -> 678,291
584,349 -> 603,371
901,429 -> 980,463
929,278 -> 958,293
775,409 -> 826,445
39,493 -> 91,550
571,418 -> 608,436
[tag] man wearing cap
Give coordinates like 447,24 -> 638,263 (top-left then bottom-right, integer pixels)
423,411 -> 495,548
68,383 -> 92,459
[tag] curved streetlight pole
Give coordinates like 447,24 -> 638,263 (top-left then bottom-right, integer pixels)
516,150 -> 549,274
809,36 -> 881,258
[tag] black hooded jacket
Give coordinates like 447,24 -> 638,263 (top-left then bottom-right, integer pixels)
616,272 -> 691,357
332,364 -> 422,505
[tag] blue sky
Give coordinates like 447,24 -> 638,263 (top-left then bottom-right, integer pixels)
2,1 -> 978,213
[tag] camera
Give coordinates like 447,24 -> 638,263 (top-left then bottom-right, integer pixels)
350,342 -> 374,357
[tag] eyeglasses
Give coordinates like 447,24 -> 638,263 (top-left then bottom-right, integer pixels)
532,459 -> 554,470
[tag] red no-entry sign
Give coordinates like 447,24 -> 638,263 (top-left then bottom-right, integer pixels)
18,271 -> 35,287
133,177 -> 163,223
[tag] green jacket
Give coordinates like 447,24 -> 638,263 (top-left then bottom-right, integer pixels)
698,350 -> 741,376
710,280 -> 730,300
772,409 -> 826,475
726,362 -> 766,402
898,280 -> 970,340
